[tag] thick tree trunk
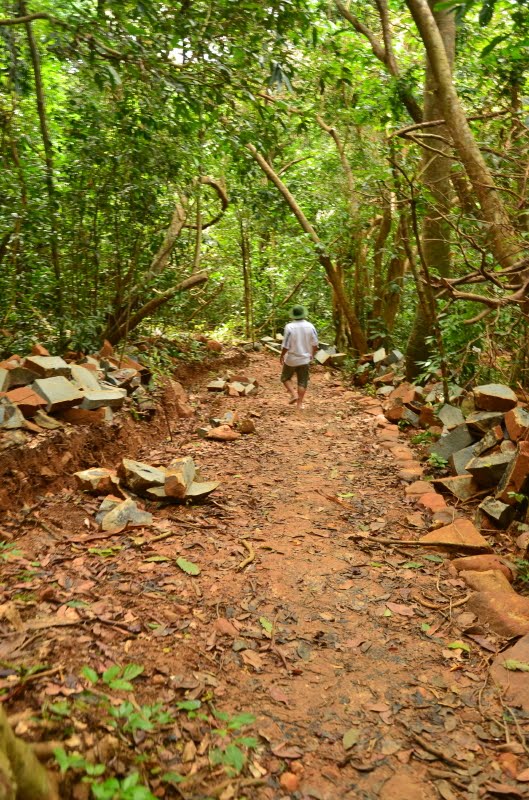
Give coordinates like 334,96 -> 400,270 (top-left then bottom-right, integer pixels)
381,214 -> 408,332
246,144 -> 367,354
0,706 -> 57,799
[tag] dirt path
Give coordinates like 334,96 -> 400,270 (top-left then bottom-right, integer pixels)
1,353 -> 522,799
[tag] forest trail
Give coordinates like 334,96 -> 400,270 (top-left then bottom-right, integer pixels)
2,352 -> 517,799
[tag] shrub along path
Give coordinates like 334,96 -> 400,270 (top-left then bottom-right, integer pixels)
1,352 -> 525,799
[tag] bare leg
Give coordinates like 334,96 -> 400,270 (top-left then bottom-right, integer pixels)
296,386 -> 306,409
283,379 -> 298,403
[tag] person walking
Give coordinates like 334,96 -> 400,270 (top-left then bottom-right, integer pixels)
280,305 -> 319,409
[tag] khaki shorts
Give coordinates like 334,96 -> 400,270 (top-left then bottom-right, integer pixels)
281,363 -> 310,388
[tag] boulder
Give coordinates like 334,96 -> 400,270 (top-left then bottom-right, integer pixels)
496,441 -> 529,504
74,468 -> 119,494
466,452 -> 513,488
478,497 -> 517,529
119,458 -> 166,494
437,404 -> 465,430
448,445 -> 475,476
24,355 -> 71,378
99,498 -> 153,531
0,398 -> 25,430
433,475 -> 480,501
6,387 -> 46,417
418,518 -> 492,553
451,554 -> 514,581
472,425 -> 504,457
459,569 -> 515,594
80,389 -> 126,410
473,383 -> 517,412
505,406 -> 529,442
430,424 -> 475,461
32,377 -> 83,412
70,365 -> 103,392
466,410 -> 505,435
491,635 -> 529,711
164,457 -> 196,499
467,591 -> 529,637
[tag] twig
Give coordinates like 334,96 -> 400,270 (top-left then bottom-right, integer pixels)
411,732 -> 467,769
413,591 -> 470,610
237,540 -> 255,570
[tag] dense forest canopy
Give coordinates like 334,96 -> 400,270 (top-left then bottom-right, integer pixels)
1,0 -> 529,383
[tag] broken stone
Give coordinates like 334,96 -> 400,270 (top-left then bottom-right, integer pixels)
0,429 -> 27,449
385,404 -> 420,426
491,635 -> 529,711
32,377 -> 83,412
496,441 -> 529,504
80,389 -> 126,410
227,381 -> 246,395
373,347 -> 386,365
119,458 -> 166,494
373,372 -> 395,386
466,452 -> 513,488
433,474 -> 480,501
418,518 -> 492,553
74,468 -> 119,494
244,383 -> 258,397
168,380 -> 194,418
99,340 -> 114,358
397,465 -> 423,482
70,364 -> 103,391
315,349 -> 332,365
6,365 -> 40,388
165,457 -> 196,499
31,343 -> 51,356
195,426 -> 210,438
185,480 -> 220,501
206,425 -> 241,441
105,368 -> 138,391
146,486 -> 168,499
459,569 -> 515,594
388,382 -> 423,405
448,444 -> 476,476
5,386 -> 47,418
237,418 -> 256,434
430,508 -> 459,528
478,497 -> 517,529
501,440 -> 517,454
405,481 -> 433,496
0,368 -> 8,393
430,424 -> 476,462
384,349 -> 403,365
505,406 -> 529,442
33,409 -> 63,430
418,406 -> 440,429
377,385 -> 394,398
206,339 -> 222,352
100,498 -> 153,531
472,425 -> 504,457
451,554 -> 514,580
466,410 -> 505,435
473,383 -> 518,412
0,398 -> 25,430
437,404 -> 465,430
24,355 -> 71,378
417,493 -> 447,513
207,379 -> 227,392
467,591 -> 529,637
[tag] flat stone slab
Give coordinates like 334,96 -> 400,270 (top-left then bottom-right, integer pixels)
451,554 -> 514,581
33,409 -> 63,429
71,365 -> 103,392
459,569 -> 515,594
430,424 -> 475,461
466,411 -> 505,434
373,347 -> 386,365
437,404 -> 465,430
24,355 -> 71,378
467,591 -> 529,637
80,389 -> 126,410
419,518 -> 492,553
207,379 -> 227,392
478,497 -> 516,529
185,480 -> 220,500
0,398 -> 25,430
473,383 -> 517,412
405,481 -> 433,496
32,377 -> 83,412
0,368 -> 8,393
433,475 -> 481,501
7,365 -> 40,388
99,498 -> 153,531
6,387 -> 46,417
466,452 -> 513,488
472,425 -> 504,457
207,425 -> 241,441
448,444 -> 475,476
417,493 -> 447,513
119,458 -> 166,494
491,635 -> 529,710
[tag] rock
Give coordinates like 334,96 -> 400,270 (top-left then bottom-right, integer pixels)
206,425 -> 241,441
496,441 -> 529,504
417,493 -> 447,513
373,347 -> 386,365
70,365 -> 103,392
244,383 -> 258,396
405,481 -> 433,496
165,457 -> 196,499
185,480 -> 220,501
472,425 -> 504,457
105,368 -> 138,390
391,446 -> 414,460
195,426 -> 210,438
146,486 -> 168,499
501,440 -> 517,454
80,389 -> 126,410
451,554 -> 514,581
398,465 -> 423,482
419,406 -> 440,429
100,498 -> 153,531
478,497 -> 517,529
168,380 -> 194,418
466,410 -> 505,435
119,458 -> 166,494
74,468 -> 119,494
467,591 -> 529,637
280,773 -> 300,793
385,348 -> 403,365
385,404 -> 420,426
31,343 -> 51,356
315,349 -> 332,365
6,365 -> 40,388
459,569 -> 515,594
433,475 -> 480,501
430,424 -> 475,461
505,406 -> 529,442
227,381 -> 246,395
418,518 -> 492,553
448,445 -> 476,476
466,452 -> 513,488
33,409 -> 63,429
0,429 -> 27,449
388,382 -> 423,405
237,418 -> 256,434
207,379 -> 227,392
437,404 -> 465,430
431,508 -> 459,528
491,635 -> 529,711
0,368 -> 8,393
24,355 -> 71,378
5,387 -> 47,417
206,339 -> 222,352
0,398 -> 25,429
473,383 -> 518,412
32,377 -> 83,412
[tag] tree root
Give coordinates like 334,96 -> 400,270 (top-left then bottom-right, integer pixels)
0,706 -> 58,800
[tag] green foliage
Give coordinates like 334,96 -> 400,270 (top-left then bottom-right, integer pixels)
428,453 -> 449,470
515,559 -> 529,584
81,663 -> 144,692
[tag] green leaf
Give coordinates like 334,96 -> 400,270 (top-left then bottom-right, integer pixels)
226,712 -> 256,730
421,623 -> 431,633
423,555 -> 444,563
122,664 -> 145,681
503,659 -> 529,672
144,555 -> 170,562
102,665 -> 121,684
383,609 -> 392,617
81,665 -> 99,684
176,557 -> 201,576
176,699 -> 202,711
259,616 -> 273,635
401,561 -> 422,569
161,772 -> 185,783
447,640 -> 470,652
108,679 -> 134,691
342,727 -> 360,750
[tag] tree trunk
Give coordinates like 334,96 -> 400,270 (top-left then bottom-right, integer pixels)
239,216 -> 253,339
382,214 -> 408,332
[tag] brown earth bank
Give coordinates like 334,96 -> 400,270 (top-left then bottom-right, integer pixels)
1,352 -> 528,800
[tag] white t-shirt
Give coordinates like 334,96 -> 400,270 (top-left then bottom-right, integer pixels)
282,320 -> 319,366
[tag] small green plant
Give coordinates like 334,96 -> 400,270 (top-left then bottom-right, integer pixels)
108,701 -> 173,734
515,559 -> 529,584
397,418 -> 412,430
81,663 -> 144,692
508,491 -> 528,504
54,749 -> 155,800
0,542 -> 23,561
428,453 -> 448,470
208,710 -> 259,777
411,431 -> 435,445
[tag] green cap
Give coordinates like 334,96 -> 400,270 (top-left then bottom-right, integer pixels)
290,305 -> 307,320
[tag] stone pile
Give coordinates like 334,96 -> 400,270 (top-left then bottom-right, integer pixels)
75,455 -> 219,527
0,341 -> 154,444
260,335 -> 346,367
355,346 -> 404,386
207,372 -> 258,397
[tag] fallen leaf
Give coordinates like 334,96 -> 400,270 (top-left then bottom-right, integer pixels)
447,640 -> 470,652
386,602 -> 415,617
503,659 -> 529,672
214,618 -> 239,637
176,557 -> 200,576
342,727 -> 360,750
271,742 -> 303,759
485,782 -> 524,797
269,686 -> 290,706
240,650 -> 263,671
